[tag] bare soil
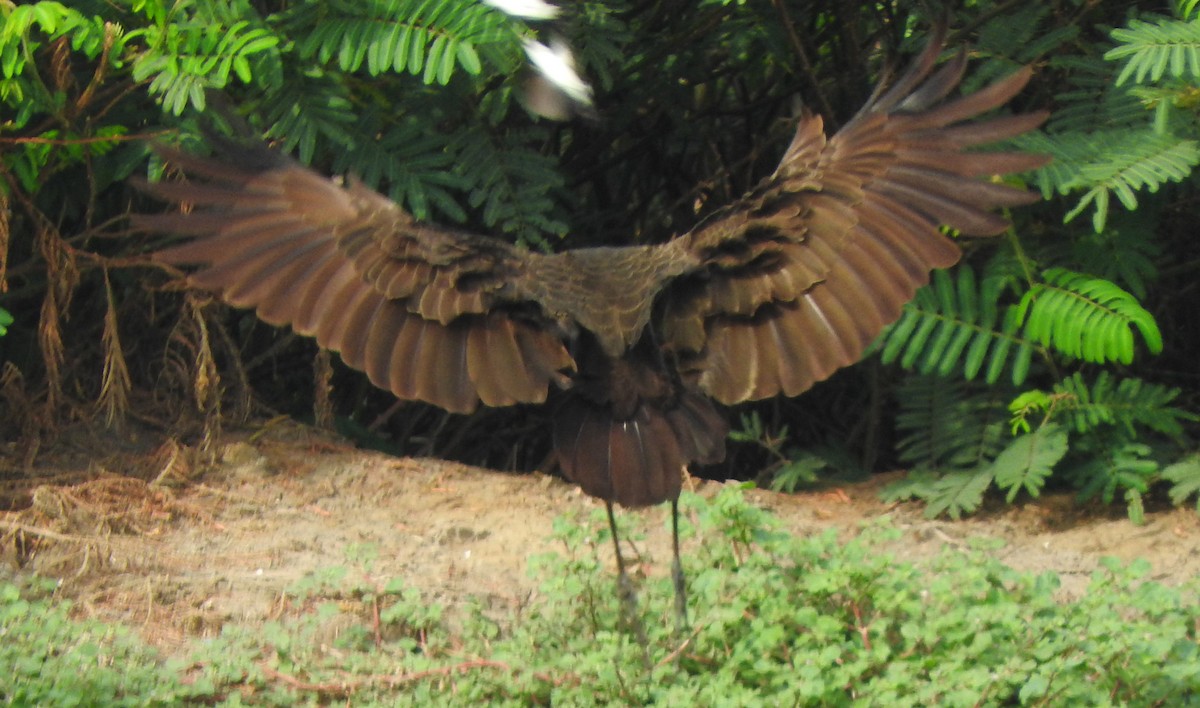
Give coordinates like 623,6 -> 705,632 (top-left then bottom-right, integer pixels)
2,418 -> 1199,658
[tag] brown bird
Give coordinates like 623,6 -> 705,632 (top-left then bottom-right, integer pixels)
134,30 -> 1047,629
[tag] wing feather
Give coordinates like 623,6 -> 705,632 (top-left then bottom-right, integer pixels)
135,145 -> 574,413
668,33 -> 1048,404
133,28 -> 1046,507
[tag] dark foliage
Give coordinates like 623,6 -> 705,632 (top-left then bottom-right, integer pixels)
0,0 -> 1197,517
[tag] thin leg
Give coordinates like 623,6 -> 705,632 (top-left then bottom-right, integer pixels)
671,498 -> 688,632
606,501 -> 650,652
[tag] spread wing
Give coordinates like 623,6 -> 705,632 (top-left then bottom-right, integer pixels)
134,146 -> 574,414
134,31 -> 1046,421
663,32 -> 1049,403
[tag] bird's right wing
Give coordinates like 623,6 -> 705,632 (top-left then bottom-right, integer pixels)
662,30 -> 1049,404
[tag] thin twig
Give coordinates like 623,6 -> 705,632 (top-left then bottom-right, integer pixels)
0,518 -> 91,544
657,623 -> 703,668
0,130 -> 173,145
258,659 -> 511,695
769,0 -> 837,122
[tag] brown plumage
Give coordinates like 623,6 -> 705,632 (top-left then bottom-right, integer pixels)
134,31 -> 1046,625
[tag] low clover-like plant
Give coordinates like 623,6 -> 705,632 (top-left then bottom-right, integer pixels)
3,490 -> 1200,703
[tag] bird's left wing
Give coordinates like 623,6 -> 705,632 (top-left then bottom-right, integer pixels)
662,32 -> 1049,404
134,145 -> 574,413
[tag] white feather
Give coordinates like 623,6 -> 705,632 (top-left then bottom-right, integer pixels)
522,38 -> 593,106
482,0 -> 560,20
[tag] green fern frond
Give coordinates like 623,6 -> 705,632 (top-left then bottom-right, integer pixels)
451,127 -> 568,247
561,3 -> 630,91
1009,372 -> 1193,442
878,470 -> 939,504
1,4 -> 135,186
975,4 -> 1051,61
133,20 -> 280,115
1015,268 -> 1162,364
1053,372 -> 1192,438
289,0 -> 510,84
767,452 -> 827,493
976,5 -> 1078,68
990,423 -> 1069,503
1017,14 -> 1200,233
1071,132 -> 1200,221
260,68 -> 358,164
894,374 -> 1010,474
2,2 -> 125,84
875,267 -> 1037,385
1163,454 -> 1200,509
1070,212 -> 1161,299
1014,130 -> 1092,198
1070,440 -> 1158,522
1180,0 -> 1200,22
1044,55 -> 1148,133
728,410 -> 771,445
332,115 -> 469,222
1,1 -> 73,80
1019,129 -> 1200,232
1107,15 -> 1200,86
920,469 -> 994,520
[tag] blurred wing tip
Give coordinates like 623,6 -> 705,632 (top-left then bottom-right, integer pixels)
1023,151 -> 1053,171
1027,109 -> 1051,130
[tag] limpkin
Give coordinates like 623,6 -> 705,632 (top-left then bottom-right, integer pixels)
134,28 -> 1047,631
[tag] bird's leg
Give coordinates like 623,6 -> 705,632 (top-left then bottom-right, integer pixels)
671,497 -> 688,633
606,501 -> 649,651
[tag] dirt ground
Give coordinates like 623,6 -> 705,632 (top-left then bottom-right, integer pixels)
2,418 -> 1199,658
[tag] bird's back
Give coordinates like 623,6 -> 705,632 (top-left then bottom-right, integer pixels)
520,241 -> 697,357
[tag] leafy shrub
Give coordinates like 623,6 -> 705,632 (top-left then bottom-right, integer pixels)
1,1 -> 1198,517
869,2 -> 1200,520
0,580 -> 197,705
4,490 -> 1197,704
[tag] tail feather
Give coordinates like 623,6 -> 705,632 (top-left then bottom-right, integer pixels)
666,390 -> 728,465
554,391 -> 726,508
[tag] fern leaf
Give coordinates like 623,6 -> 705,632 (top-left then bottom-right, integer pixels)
451,127 -> 568,246
1071,440 -> 1158,520
1019,129 -> 1200,232
1077,132 -> 1200,230
260,68 -> 358,163
1163,454 -> 1200,509
1016,268 -> 1161,364
1070,212 -> 1161,299
922,469 -> 994,520
879,470 -> 940,504
291,0 -> 509,84
331,112 -> 469,222
1007,372 -> 1193,444
990,423 -> 1069,503
727,411 -> 768,445
975,4 -> 1055,66
874,266 -> 1037,385
767,452 -> 827,493
133,20 -> 279,115
894,375 -> 1010,474
1107,16 -> 1200,85
1039,47 -> 1149,133
1055,372 -> 1193,438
